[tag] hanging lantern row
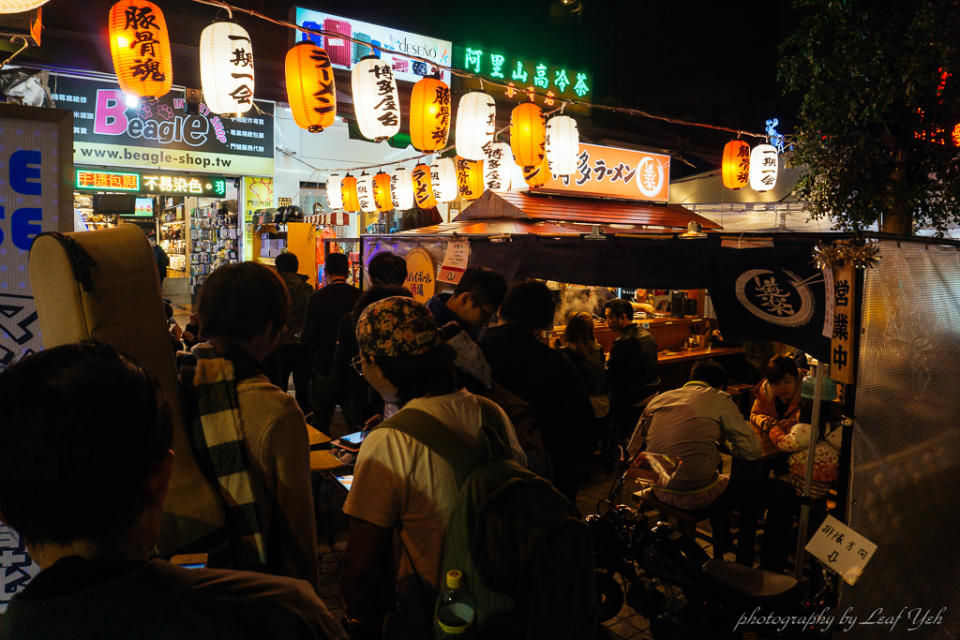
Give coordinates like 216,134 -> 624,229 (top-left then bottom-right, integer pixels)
721,139 -> 779,192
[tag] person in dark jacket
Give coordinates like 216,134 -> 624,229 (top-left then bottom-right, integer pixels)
301,253 -> 360,433
478,280 -> 596,504
604,298 -> 659,444
276,252 -> 315,413
425,267 -> 506,340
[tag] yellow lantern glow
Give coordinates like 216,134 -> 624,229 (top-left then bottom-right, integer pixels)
373,171 -> 393,212
108,0 -> 173,99
721,139 -> 750,190
523,155 -> 551,188
510,103 -> 546,167
199,20 -> 254,115
285,42 -> 337,132
409,77 -> 450,152
341,175 -> 359,213
455,157 -> 485,201
412,163 -> 437,209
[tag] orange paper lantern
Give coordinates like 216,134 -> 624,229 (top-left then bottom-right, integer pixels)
285,42 -> 337,132
373,171 -> 393,212
523,155 -> 550,188
412,163 -> 437,209
108,0 -> 173,99
341,175 -> 359,213
410,77 -> 451,152
510,103 -> 546,167
455,157 -> 485,201
721,139 -> 750,190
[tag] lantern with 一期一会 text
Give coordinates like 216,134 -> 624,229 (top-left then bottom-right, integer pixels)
456,157 -> 484,201
373,171 -> 393,212
199,19 -> 254,116
749,143 -> 779,192
456,92 -> 497,161
510,103 -> 546,167
483,142 -> 512,192
340,175 -> 359,212
356,173 -> 378,214
523,155 -> 551,188
326,174 -> 343,209
545,115 -> 579,177
108,0 -> 173,99
412,163 -> 437,209
431,158 -> 458,203
391,168 -> 415,210
285,42 -> 336,132
352,56 -> 401,141
721,139 -> 750,190
409,77 -> 450,152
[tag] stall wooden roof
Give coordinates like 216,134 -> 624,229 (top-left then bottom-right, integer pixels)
455,190 -> 722,230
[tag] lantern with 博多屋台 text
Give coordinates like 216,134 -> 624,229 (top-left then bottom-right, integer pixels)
545,115 -> 579,177
456,92 -> 497,161
523,155 -> 551,188
483,142 -> 512,192
748,144 -> 779,192
409,77 -> 451,152
327,174 -> 343,209
373,171 -> 393,212
431,158 -> 458,203
199,19 -> 254,116
108,0 -> 173,99
510,103 -> 546,167
285,42 -> 336,132
391,168 -> 415,210
341,175 -> 360,213
412,163 -> 437,209
721,139 -> 750,190
352,56 -> 401,141
456,157 -> 484,201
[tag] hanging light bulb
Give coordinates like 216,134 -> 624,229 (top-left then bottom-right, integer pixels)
455,91 -> 497,161
356,173 -> 378,213
409,77 -> 451,152
483,142 -> 512,193
510,102 -> 546,167
341,175 -> 360,213
108,0 -> 173,99
545,115 -> 579,177
285,42 -> 336,132
199,19 -> 254,116
430,158 -> 458,203
749,143 -> 779,192
721,140 -> 750,190
391,167 -> 415,210
455,157 -> 485,201
373,171 -> 393,212
412,163 -> 437,209
327,174 -> 343,209
352,56 -> 401,141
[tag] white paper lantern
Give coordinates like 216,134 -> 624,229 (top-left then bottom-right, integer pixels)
0,0 -> 49,13
509,160 -> 528,191
483,142 -> 512,192
352,56 -> 400,141
356,173 -> 378,213
390,167 -> 415,210
749,143 -> 779,192
430,158 -> 458,203
326,174 -> 343,209
455,92 -> 496,161
199,20 -> 255,116
545,115 -> 579,177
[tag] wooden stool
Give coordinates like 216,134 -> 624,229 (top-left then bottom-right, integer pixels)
633,487 -> 732,559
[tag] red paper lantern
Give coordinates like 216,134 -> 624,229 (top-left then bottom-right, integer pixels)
456,157 -> 485,201
409,77 -> 451,152
285,42 -> 337,132
510,103 -> 546,167
340,176 -> 359,213
412,163 -> 437,209
721,140 -> 750,190
108,0 -> 173,99
373,171 -> 393,212
523,155 -> 550,188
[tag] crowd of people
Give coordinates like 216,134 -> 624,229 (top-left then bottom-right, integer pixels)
0,249 -> 845,639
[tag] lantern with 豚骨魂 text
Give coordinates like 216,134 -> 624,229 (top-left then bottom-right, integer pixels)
456,92 -> 496,161
456,157 -> 484,201
352,56 -> 400,141
749,144 -> 778,192
109,0 -> 173,99
412,163 -> 437,209
391,167 -> 415,210
721,139 -> 750,190
483,142 -> 512,192
510,103 -> 546,167
327,174 -> 343,209
523,155 -> 551,188
373,171 -> 393,212
431,158 -> 457,203
199,19 -> 254,115
409,77 -> 450,152
356,173 -> 378,213
341,175 -> 359,212
545,115 -> 579,177
285,42 -> 336,132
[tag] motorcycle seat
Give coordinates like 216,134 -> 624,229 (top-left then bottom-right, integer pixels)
701,558 -> 797,598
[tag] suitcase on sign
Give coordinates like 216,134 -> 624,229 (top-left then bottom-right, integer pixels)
323,18 -> 352,67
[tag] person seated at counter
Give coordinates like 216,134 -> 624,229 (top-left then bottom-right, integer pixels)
750,355 -> 803,436
604,298 -> 660,444
558,311 -> 609,420
0,342 -> 346,640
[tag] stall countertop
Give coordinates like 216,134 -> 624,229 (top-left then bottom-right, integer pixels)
656,346 -> 744,364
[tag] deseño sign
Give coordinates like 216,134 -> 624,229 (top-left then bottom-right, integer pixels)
534,143 -> 670,203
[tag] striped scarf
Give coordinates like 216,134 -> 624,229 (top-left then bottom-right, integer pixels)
183,343 -> 267,569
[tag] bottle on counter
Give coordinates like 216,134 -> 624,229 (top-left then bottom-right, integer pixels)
436,569 -> 476,637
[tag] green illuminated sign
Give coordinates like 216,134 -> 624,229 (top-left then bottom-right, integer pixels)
75,169 -> 227,197
453,44 -> 592,104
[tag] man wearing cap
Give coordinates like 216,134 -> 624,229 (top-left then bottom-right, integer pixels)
301,253 -> 361,433
340,297 -> 526,637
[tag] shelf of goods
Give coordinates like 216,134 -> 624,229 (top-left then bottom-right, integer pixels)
190,204 -> 238,292
160,206 -> 186,272
74,193 -> 118,231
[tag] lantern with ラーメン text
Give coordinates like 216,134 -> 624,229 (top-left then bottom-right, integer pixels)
327,174 -> 343,209
748,144 -> 779,192
352,56 -> 400,141
545,115 -> 579,177
356,173 -> 378,213
412,163 -> 437,209
341,175 -> 359,212
108,0 -> 173,99
455,92 -> 497,161
523,155 -> 551,188
510,103 -> 546,167
721,139 -> 750,190
373,171 -> 393,212
285,42 -> 336,132
483,142 -> 512,192
456,157 -> 485,201
199,19 -> 254,116
391,168 -> 415,210
431,158 -> 458,203
409,77 -> 451,152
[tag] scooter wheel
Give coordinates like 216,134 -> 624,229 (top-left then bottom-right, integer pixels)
595,570 -> 624,622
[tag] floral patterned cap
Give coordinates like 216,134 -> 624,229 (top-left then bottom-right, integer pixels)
356,296 -> 440,357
